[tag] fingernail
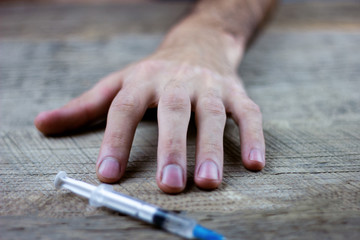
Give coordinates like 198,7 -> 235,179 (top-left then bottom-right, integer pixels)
249,149 -> 264,164
161,164 -> 184,188
98,157 -> 121,179
197,160 -> 219,180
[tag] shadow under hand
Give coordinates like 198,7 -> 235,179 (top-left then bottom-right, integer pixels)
44,119 -> 107,138
223,120 -> 249,175
117,108 -> 159,183
45,108 -> 159,138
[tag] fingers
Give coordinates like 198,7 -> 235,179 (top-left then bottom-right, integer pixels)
194,93 -> 226,189
96,85 -> 153,183
34,71 -> 124,135
227,90 -> 265,171
157,87 -> 191,194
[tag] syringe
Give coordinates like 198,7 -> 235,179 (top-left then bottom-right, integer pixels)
54,171 -> 225,240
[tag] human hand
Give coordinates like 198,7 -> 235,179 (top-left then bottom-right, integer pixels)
35,15 -> 265,194
35,60 -> 264,194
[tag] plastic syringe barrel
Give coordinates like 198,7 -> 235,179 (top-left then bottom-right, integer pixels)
54,171 -> 225,240
89,183 -> 157,223
54,171 -> 96,198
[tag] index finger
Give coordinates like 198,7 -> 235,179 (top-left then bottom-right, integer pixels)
96,85 -> 154,183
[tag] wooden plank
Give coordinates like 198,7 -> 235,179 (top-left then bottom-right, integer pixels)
273,0 -> 360,31
1,124 -> 359,239
0,0 -> 360,239
1,124 -> 360,213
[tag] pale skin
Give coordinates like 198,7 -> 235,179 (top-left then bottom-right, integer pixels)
35,0 -> 277,194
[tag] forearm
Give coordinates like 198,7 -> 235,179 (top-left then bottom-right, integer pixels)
156,0 -> 277,72
191,0 -> 278,42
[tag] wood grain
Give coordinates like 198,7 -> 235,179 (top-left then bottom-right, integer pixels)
0,1 -> 359,239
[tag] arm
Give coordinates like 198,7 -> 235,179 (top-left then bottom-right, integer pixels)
35,0 -> 277,194
158,0 -> 277,69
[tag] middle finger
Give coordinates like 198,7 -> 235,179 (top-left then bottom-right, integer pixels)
157,87 -> 191,193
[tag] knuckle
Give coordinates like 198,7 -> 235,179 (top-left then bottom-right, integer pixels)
103,131 -> 128,148
242,99 -> 261,115
96,85 -> 118,101
163,137 -> 184,152
200,96 -> 226,117
161,91 -> 190,112
136,60 -> 162,72
163,151 -> 184,165
201,140 -> 223,156
111,94 -> 141,113
160,138 -> 185,164
127,60 -> 163,81
109,133 -> 126,145
232,98 -> 263,123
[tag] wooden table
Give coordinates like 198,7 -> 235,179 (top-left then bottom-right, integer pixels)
1,0 -> 359,239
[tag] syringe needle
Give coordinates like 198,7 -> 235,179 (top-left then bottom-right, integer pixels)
54,171 -> 225,240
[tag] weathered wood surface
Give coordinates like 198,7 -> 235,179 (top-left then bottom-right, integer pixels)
1,1 -> 360,239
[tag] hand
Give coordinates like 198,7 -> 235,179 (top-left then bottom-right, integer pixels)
35,60 -> 264,194
35,18 -> 265,194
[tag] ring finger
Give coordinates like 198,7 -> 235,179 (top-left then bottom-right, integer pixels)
194,93 -> 226,189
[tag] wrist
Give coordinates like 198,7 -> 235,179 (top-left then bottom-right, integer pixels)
154,15 -> 246,74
